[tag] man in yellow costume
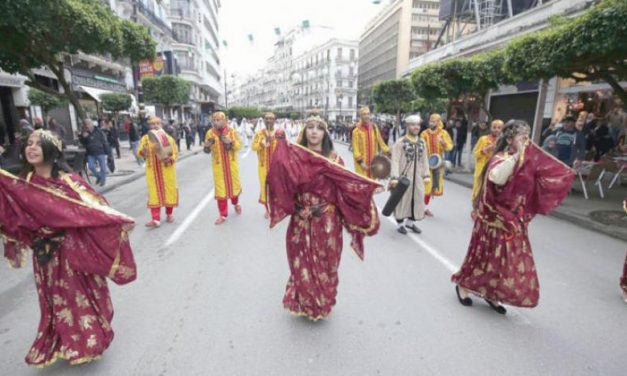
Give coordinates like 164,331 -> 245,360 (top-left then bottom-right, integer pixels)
204,112 -> 243,225
421,114 -> 453,216
137,116 -> 179,227
471,119 -> 503,201
352,106 -> 390,178
252,112 -> 279,218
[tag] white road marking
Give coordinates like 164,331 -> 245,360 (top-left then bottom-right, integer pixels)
163,147 -> 252,248
380,208 -> 531,324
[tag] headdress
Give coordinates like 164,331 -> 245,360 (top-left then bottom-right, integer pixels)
147,116 -> 161,125
33,129 -> 63,152
502,119 -> 531,140
491,119 -> 504,128
212,111 -> 226,121
264,112 -> 276,119
359,106 -> 370,117
297,115 -> 328,143
404,114 -> 421,124
429,114 -> 444,129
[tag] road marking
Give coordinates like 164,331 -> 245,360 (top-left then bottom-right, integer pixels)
163,147 -> 252,248
379,208 -> 531,324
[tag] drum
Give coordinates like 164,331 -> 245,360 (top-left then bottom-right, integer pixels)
428,153 -> 442,193
382,177 -> 410,217
428,154 -> 443,170
148,129 -> 174,161
370,154 -> 391,180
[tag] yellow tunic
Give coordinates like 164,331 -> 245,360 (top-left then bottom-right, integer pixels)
137,134 -> 179,208
351,123 -> 390,178
471,134 -> 497,200
252,128 -> 279,204
204,127 -> 242,200
420,128 -> 453,196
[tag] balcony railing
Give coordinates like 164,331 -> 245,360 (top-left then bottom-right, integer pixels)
136,1 -> 173,37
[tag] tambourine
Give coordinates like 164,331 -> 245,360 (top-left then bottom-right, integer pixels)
370,154 -> 391,180
148,129 -> 173,161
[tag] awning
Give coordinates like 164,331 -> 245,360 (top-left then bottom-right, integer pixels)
79,85 -> 116,102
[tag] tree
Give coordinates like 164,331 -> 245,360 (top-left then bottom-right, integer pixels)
0,0 -> 156,123
503,0 -> 627,105
226,107 -> 263,119
372,79 -> 416,125
142,75 -> 192,118
100,93 -> 132,114
27,88 -> 67,124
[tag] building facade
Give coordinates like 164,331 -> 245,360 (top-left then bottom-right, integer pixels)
358,0 -> 442,106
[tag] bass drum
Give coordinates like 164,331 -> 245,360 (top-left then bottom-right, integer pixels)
382,177 -> 410,217
370,154 -> 391,180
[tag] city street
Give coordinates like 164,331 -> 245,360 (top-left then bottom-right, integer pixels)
1,143 -> 625,376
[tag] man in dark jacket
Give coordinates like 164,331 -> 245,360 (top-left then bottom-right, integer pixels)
555,116 -> 585,167
79,119 -> 109,186
126,115 -> 143,166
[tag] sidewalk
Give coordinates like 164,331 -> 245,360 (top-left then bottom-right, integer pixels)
93,141 -> 205,195
445,169 -> 627,242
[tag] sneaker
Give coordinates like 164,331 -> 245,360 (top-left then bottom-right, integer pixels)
397,226 -> 407,235
406,223 -> 422,234
234,205 -> 242,215
214,216 -> 226,225
166,215 -> 175,223
145,220 -> 160,228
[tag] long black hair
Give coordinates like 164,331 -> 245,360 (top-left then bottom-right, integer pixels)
299,118 -> 335,158
21,130 -> 70,178
473,119 -> 530,208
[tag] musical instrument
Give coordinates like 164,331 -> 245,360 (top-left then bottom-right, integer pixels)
428,153 -> 443,193
382,177 -> 410,216
370,154 -> 391,180
148,129 -> 174,161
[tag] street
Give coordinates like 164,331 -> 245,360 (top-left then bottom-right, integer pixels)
1,143 -> 626,376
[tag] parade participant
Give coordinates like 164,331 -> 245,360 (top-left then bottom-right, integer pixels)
452,120 -> 575,314
204,111 -> 243,225
389,115 -> 430,235
137,116 -> 179,227
471,119 -> 503,201
252,112 -> 279,217
0,129 -> 136,366
352,106 -> 390,178
267,116 -> 381,321
421,114 -> 453,216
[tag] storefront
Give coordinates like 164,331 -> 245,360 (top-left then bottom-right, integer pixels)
0,71 -> 25,145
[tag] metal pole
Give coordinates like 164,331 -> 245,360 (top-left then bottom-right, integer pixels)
532,79 -> 548,145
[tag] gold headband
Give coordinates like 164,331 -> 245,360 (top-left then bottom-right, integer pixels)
33,129 -> 63,152
212,111 -> 226,121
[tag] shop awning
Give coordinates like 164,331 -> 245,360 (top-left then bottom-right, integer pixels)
79,86 -> 116,102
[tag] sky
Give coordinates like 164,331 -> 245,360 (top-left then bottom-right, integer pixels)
219,0 -> 386,77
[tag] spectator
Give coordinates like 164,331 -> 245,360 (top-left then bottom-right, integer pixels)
47,118 -> 66,141
126,115 -> 143,167
33,117 -> 44,130
607,102 -> 626,147
555,116 -> 585,167
79,119 -> 108,186
99,119 -> 116,173
454,119 -> 467,168
108,118 -> 121,159
590,119 -> 613,161
542,135 -> 559,158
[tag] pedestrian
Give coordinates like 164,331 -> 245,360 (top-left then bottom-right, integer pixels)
0,129 -> 136,366
99,119 -> 116,173
452,120 -> 575,314
183,121 -> 193,151
137,116 -> 179,227
252,112 -> 279,218
542,135 -> 559,158
109,118 -> 121,159
47,117 -> 66,141
126,115 -> 143,167
471,119 -> 503,202
421,114 -> 454,217
388,115 -> 430,235
203,111 -> 242,225
352,107 -> 390,178
266,116 -> 380,321
79,119 -> 108,186
454,119 -> 467,168
555,116 -> 585,167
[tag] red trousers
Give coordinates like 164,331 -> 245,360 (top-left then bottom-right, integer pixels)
217,196 -> 239,217
424,194 -> 431,206
151,207 -> 173,221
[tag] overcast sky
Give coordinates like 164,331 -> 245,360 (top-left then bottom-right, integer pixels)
219,0 -> 385,76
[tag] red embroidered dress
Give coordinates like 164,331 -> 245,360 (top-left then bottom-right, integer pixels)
267,141 -> 380,320
0,170 -> 136,366
451,144 -> 575,307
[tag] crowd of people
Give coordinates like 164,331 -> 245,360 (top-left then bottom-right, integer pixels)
1,104 -> 625,369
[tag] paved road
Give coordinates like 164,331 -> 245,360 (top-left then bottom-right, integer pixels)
1,143 -> 625,375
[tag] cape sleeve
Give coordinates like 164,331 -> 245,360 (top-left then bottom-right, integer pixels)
528,143 -> 576,215
266,139 -> 303,227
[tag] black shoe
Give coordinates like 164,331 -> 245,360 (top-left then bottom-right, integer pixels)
397,226 -> 407,235
407,223 -> 422,234
455,285 -> 473,306
485,299 -> 507,314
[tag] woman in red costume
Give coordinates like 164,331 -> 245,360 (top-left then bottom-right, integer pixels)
0,130 -> 136,366
266,116 -> 380,321
452,120 -> 575,314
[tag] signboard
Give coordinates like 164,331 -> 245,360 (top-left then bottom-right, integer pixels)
138,52 -> 172,80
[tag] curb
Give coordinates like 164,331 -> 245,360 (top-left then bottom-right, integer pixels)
98,150 -> 202,195
445,174 -> 627,242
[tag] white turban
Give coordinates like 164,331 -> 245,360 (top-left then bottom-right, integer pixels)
405,114 -> 422,124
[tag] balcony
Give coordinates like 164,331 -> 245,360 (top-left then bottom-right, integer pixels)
136,0 -> 173,37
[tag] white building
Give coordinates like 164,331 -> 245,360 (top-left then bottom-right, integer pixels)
291,39 -> 359,122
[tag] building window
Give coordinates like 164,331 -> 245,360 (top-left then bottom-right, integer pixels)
349,67 -> 354,77
327,49 -> 330,61
337,80 -> 342,88
348,80 -> 354,88
172,23 -> 193,44
350,49 -> 355,60
337,48 -> 343,59
348,96 -> 353,108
